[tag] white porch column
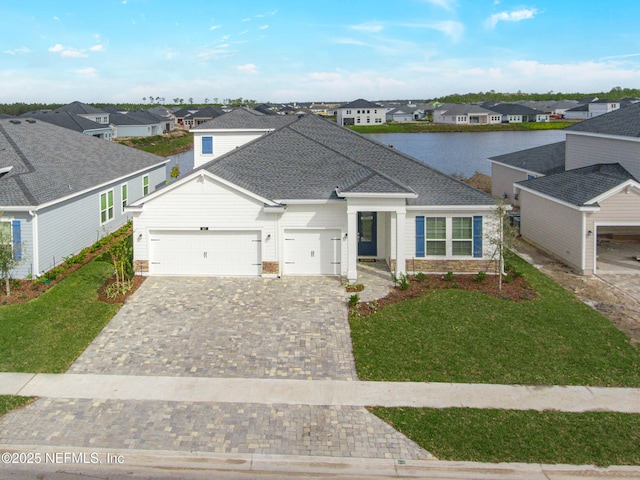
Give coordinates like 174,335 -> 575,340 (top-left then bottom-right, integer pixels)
395,210 -> 406,278
347,210 -> 358,282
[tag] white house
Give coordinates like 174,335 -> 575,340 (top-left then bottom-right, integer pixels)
336,99 -> 386,127
130,113 -> 498,282
432,104 -> 502,125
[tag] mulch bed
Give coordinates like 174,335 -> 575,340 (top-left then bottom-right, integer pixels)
355,272 -> 537,316
97,274 -> 146,304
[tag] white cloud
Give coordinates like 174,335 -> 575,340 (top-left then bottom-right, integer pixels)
426,20 -> 464,43
210,25 -> 221,30
236,63 -> 258,74
259,25 -> 269,30
486,8 -> 539,28
48,44 -> 64,53
76,67 -> 97,78
90,44 -> 105,51
350,22 -> 384,33
48,43 -> 88,58
422,0 -> 457,11
4,47 -> 31,55
197,46 -> 231,60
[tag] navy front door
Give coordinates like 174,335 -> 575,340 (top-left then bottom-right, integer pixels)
358,212 -> 377,256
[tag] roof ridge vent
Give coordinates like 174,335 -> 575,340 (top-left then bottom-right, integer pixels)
26,119 -> 36,124
9,120 -> 21,124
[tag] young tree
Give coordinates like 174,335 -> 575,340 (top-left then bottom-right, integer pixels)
485,200 -> 518,291
0,219 -> 22,296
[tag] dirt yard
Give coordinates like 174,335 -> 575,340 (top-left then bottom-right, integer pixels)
514,239 -> 640,345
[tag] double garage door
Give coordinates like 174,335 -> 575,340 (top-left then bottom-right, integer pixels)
149,230 -> 261,276
283,229 -> 341,275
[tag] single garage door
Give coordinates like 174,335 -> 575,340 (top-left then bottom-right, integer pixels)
149,230 -> 262,276
283,229 -> 341,275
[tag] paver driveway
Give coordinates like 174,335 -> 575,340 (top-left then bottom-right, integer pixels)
69,276 -> 357,380
0,273 -> 431,460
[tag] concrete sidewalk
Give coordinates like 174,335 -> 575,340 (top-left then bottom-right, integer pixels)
2,372 -> 640,413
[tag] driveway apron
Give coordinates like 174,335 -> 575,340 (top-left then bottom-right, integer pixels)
0,276 -> 431,461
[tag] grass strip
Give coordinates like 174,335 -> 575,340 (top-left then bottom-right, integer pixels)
350,255 -> 640,386
372,407 -> 640,466
0,396 -> 34,416
0,259 -> 119,373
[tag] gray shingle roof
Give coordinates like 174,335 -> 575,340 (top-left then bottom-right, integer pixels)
566,102 -> 640,137
197,114 -> 495,206
194,107 -> 298,130
109,111 -> 163,126
435,104 -> 499,116
19,111 -> 106,133
55,101 -> 105,115
516,163 -> 636,206
338,99 -> 383,109
485,103 -> 546,116
488,141 -> 566,175
0,119 -> 167,207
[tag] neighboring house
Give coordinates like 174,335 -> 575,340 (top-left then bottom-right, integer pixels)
432,104 -> 502,125
491,102 -> 640,275
0,118 -> 168,279
129,114 -> 497,282
191,107 -> 298,169
386,108 -> 414,122
336,99 -> 386,126
109,111 -> 166,138
565,99 -> 620,120
488,142 -> 566,205
184,106 -> 225,127
173,106 -> 199,126
20,111 -> 113,140
55,101 -> 110,125
484,103 -> 550,123
516,100 -> 579,117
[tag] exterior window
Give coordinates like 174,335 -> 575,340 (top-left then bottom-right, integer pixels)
202,136 -> 213,154
0,222 -> 11,256
452,217 -> 473,256
366,117 -> 371,124
375,118 -> 382,123
425,218 -> 446,256
100,189 -> 114,224
121,183 -> 128,212
356,118 -> 361,124
346,110 -> 351,114
143,175 -> 149,195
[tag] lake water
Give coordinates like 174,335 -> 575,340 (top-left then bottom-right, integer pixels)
164,130 -> 567,180
366,130 -> 566,177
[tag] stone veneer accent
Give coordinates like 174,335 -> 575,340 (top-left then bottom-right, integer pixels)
133,260 -> 149,273
262,261 -> 279,275
389,258 -> 497,274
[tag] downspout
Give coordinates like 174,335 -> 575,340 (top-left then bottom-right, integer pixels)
29,210 -> 39,276
581,212 -> 587,274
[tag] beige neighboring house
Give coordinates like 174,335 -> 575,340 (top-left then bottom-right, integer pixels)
489,102 -> 640,275
432,104 -> 502,125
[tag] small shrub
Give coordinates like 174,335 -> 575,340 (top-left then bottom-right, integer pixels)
348,293 -> 360,307
345,283 -> 364,292
398,273 -> 410,291
63,255 -> 75,267
415,272 -> 427,282
443,271 -> 455,282
474,271 -> 487,282
390,272 -> 399,286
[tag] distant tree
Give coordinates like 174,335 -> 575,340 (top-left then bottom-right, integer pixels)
142,97 -> 147,103
173,97 -> 179,104
188,97 -> 193,104
155,96 -> 161,103
204,97 -> 209,104
213,97 -> 219,104
179,98 -> 184,104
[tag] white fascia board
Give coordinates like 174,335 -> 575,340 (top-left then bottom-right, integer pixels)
0,166 -> 14,174
406,205 -> 498,211
191,128 -> 274,134
585,180 -> 640,205
566,131 -> 640,143
338,192 -> 418,199
34,160 -> 170,211
0,206 -> 35,212
516,184 -> 600,212
273,199 -> 344,205
486,159 -> 544,176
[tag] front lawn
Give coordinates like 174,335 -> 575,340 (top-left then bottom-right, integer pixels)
0,259 -> 119,373
0,396 -> 33,416
373,407 -> 640,466
350,254 -> 640,386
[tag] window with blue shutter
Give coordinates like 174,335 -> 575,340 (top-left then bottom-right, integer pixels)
415,216 -> 425,257
12,220 -> 21,260
202,136 -> 213,154
473,215 -> 483,258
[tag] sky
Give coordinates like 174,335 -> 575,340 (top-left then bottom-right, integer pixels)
1,0 -> 640,104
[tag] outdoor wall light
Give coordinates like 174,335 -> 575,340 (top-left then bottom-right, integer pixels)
587,230 -> 593,237
266,234 -> 271,240
344,233 -> 348,239
137,233 -> 143,240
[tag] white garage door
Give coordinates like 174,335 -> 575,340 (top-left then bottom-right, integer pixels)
283,229 -> 341,275
149,230 -> 262,276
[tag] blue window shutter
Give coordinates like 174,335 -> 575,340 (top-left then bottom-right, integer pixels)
202,136 -> 213,154
415,216 -> 425,257
12,220 -> 21,260
473,216 -> 483,258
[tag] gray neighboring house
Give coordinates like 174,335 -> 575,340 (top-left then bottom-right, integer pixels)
19,111 -> 113,140
0,118 -> 168,279
489,102 -> 640,275
483,103 -> 550,123
109,110 -> 167,138
432,104 -> 502,125
55,101 -> 110,125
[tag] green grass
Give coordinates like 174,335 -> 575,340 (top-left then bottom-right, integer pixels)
372,407 -> 640,466
350,255 -> 640,386
0,259 -> 119,373
349,121 -> 574,134
117,131 -> 194,156
0,396 -> 33,416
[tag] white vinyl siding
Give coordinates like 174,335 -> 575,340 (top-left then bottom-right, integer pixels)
566,134 -> 640,180
193,131 -> 268,168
